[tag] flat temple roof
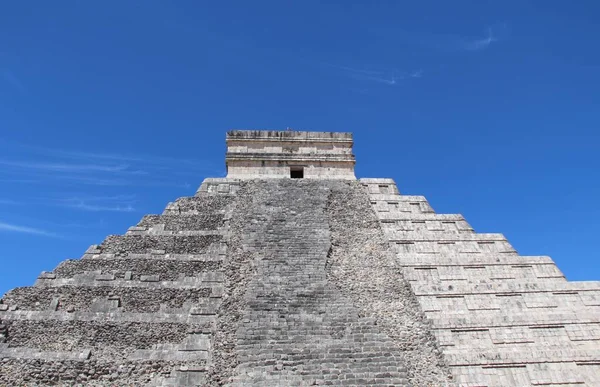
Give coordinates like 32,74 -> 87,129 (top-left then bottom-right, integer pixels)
226,130 -> 353,142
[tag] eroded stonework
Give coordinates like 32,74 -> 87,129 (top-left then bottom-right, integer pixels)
0,130 -> 598,386
225,130 -> 356,179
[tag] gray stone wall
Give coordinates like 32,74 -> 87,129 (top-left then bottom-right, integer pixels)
223,180 -> 410,386
326,182 -> 451,386
0,182 -> 236,386
1,174 -> 598,386
361,178 -> 600,387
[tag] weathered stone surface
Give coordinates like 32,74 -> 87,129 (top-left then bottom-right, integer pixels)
164,195 -> 235,215
0,130 -> 598,386
99,234 -> 222,255
4,320 -> 194,359
53,258 -> 221,281
3,286 -> 212,313
206,180 -> 414,386
326,182 -> 450,386
138,214 -> 226,231
0,359 -> 189,386
226,130 -> 356,179
361,178 -> 600,387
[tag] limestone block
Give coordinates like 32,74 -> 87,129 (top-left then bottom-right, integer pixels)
179,333 -> 211,351
140,275 -> 160,282
580,290 -> 600,306
49,297 -> 60,311
95,273 -> 115,281
84,245 -> 101,255
38,272 -> 56,280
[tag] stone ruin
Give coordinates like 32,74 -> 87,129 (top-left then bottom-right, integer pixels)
0,130 -> 599,386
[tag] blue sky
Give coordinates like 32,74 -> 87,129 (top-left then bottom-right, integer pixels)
1,1 -> 599,295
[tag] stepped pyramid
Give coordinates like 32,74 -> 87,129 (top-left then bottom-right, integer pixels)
1,130 -> 599,386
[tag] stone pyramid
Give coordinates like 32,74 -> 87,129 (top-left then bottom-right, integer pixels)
1,130 -> 598,386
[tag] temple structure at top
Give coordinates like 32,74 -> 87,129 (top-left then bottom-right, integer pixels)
225,130 -> 356,179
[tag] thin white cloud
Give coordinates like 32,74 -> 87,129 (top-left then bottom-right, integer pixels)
62,202 -> 136,212
0,140 -> 220,201
463,28 -> 497,51
395,24 -> 506,53
326,64 -> 422,86
409,69 -> 424,78
53,195 -> 137,212
0,141 -> 216,169
0,160 -> 145,174
0,221 -> 57,237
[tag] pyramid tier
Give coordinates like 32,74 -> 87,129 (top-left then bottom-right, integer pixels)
361,178 -> 600,386
98,234 -> 223,255
2,286 -> 214,313
52,257 -> 223,281
135,214 -> 226,232
162,194 -> 236,215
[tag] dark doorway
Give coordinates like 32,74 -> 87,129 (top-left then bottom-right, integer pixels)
290,166 -> 304,178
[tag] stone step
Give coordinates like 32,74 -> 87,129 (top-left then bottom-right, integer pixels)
53,257 -> 223,281
443,347 -> 600,367
411,279 -> 600,296
382,224 -> 475,234
126,228 -> 229,237
394,253 -> 551,266
0,343 -> 92,361
389,232 -> 508,242
0,309 -> 215,325
434,324 -> 600,350
450,362 -> 591,387
135,213 -> 227,232
2,285 -> 216,313
430,310 -> 600,329
163,194 -> 236,215
0,357 -> 184,385
378,212 -> 466,221
370,199 -> 435,214
405,266 -> 565,283
150,365 -> 207,387
418,291 -> 594,313
35,271 -> 224,289
98,234 -> 223,255
1,319 -> 202,361
195,178 -> 241,195
393,240 -> 517,255
367,194 -> 428,202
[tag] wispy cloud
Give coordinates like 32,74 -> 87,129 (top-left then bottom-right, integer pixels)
0,160 -> 144,174
52,194 -> 137,213
0,221 -> 58,237
336,65 -> 398,85
1,68 -> 26,94
463,27 -> 497,51
396,24 -> 507,53
62,201 -> 136,212
409,69 -> 423,78
0,139 -> 223,189
326,64 -> 423,86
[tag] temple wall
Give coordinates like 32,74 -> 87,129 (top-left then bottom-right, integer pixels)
227,140 -> 353,155
225,130 -> 356,180
226,160 -> 355,179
